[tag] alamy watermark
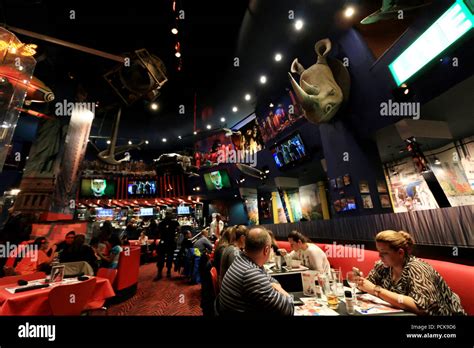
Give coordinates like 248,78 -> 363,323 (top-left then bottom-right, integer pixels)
0,242 -> 38,262
217,148 -> 257,167
55,99 -> 96,116
380,99 -> 420,120
324,242 -> 365,262
18,322 -> 55,341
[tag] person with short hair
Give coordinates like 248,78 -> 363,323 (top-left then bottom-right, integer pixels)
56,231 -> 75,254
154,212 -> 179,280
279,230 -> 329,273
356,230 -> 465,315
209,214 -> 224,239
218,227 -> 294,316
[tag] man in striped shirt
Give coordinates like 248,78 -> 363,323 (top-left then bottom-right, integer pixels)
218,227 -> 294,316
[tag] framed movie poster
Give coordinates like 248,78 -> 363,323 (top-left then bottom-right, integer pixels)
361,194 -> 373,209
343,174 -> 351,186
336,177 -> 344,189
359,180 -> 370,193
380,194 -> 392,208
377,180 -> 388,193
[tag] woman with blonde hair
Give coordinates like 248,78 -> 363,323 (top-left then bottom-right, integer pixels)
356,230 -> 465,315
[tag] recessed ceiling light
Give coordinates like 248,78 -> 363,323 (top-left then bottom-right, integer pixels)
274,53 -> 282,62
151,103 -> 158,110
269,103 -> 274,107
193,131 -> 197,135
260,75 -> 267,84
244,94 -> 251,101
404,89 -> 410,95
295,19 -> 304,31
178,135 -> 182,139
175,52 -> 181,58
171,28 -> 178,35
162,138 -> 167,142
145,140 -> 149,144
232,106 -> 238,112
220,117 -> 226,122
344,6 -> 355,18
107,140 -> 111,144
128,140 -> 132,145
206,124 -> 212,129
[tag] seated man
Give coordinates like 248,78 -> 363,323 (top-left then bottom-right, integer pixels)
56,231 -> 75,255
218,227 -> 294,316
279,230 -> 330,273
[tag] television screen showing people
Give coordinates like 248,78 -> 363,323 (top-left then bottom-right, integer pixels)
127,180 -> 157,196
272,133 -> 307,168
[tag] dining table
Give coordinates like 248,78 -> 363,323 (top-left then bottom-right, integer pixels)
0,276 -> 115,315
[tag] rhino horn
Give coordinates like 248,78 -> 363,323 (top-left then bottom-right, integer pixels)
288,72 -> 313,111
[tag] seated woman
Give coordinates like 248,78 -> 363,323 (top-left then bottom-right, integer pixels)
60,234 -> 98,273
278,230 -> 330,273
15,237 -> 57,275
356,230 -> 465,315
100,235 -> 123,269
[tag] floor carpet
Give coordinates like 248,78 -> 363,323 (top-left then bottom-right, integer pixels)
107,263 -> 203,316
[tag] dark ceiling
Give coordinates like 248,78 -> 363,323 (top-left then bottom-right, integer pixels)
2,0 -> 427,159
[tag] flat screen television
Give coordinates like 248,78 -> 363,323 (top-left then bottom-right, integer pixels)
203,170 -> 232,191
177,205 -> 190,214
140,208 -> 154,216
271,133 -> 308,169
80,179 -> 116,198
96,208 -> 114,217
127,180 -> 157,196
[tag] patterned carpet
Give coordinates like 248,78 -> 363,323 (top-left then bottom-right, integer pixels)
107,263 -> 203,316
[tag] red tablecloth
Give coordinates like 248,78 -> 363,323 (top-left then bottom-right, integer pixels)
0,277 -> 115,315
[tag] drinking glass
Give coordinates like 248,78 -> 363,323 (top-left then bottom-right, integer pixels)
326,282 -> 339,310
284,255 -> 292,270
346,271 -> 360,305
317,273 -> 330,303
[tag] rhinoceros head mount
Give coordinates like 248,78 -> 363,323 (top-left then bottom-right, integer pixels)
288,38 -> 350,124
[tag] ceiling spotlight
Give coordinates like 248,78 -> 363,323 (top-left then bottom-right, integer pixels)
107,140 -> 111,145
232,106 -> 238,113
193,131 -> 197,135
295,19 -> 304,31
244,94 -> 251,101
175,52 -> 181,58
162,138 -> 167,142
344,6 -> 355,18
128,140 -> 132,145
220,117 -> 226,122
269,103 -> 274,107
178,135 -> 182,139
196,187 -> 200,191
145,140 -> 149,144
260,75 -> 267,84
171,28 -> 178,35
404,88 -> 410,95
151,103 -> 158,110
206,124 -> 212,130
274,53 -> 282,62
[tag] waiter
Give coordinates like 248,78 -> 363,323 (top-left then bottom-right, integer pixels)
154,212 -> 180,280
209,213 -> 224,239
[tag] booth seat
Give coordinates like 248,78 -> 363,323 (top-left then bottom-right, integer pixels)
276,241 -> 474,315
114,246 -> 140,292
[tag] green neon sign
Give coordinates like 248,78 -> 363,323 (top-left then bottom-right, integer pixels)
389,0 -> 474,86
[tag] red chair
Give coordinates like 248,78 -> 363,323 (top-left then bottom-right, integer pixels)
48,278 -> 97,315
210,266 -> 219,296
0,272 -> 46,286
83,268 -> 117,314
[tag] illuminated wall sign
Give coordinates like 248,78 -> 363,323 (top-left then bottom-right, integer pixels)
389,0 -> 474,86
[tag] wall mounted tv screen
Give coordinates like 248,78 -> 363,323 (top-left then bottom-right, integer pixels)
127,180 -> 157,196
80,179 -> 116,198
177,205 -> 190,214
203,170 -> 232,191
271,133 -> 308,169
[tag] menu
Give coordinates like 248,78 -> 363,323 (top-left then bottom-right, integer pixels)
294,297 -> 340,316
347,293 -> 404,315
